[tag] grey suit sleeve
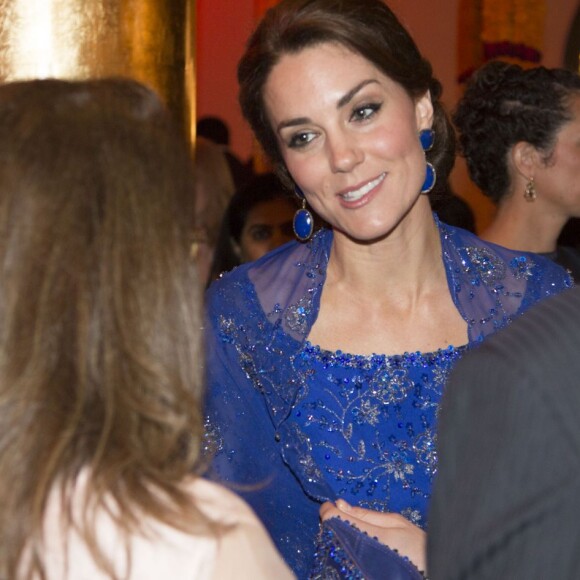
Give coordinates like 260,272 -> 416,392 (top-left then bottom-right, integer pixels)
428,288 -> 580,580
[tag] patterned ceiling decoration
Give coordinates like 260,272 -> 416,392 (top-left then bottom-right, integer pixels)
458,0 -> 546,83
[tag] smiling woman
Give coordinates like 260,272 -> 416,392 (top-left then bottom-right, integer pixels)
203,1 -> 572,578
264,44 -> 432,245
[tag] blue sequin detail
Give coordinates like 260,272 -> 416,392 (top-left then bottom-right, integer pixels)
311,517 -> 426,579
311,522 -> 367,579
286,294 -> 314,335
509,255 -> 537,279
465,247 -> 506,285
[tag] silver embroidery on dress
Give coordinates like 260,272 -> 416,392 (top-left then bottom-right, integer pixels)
465,247 -> 506,285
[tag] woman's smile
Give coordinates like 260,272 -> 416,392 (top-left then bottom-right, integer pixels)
338,172 -> 387,206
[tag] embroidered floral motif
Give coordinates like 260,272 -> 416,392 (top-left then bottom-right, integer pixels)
401,508 -> 423,526
465,246 -> 506,285
509,255 -> 536,279
430,365 -> 451,391
371,367 -> 413,404
352,399 -> 380,426
289,423 -> 327,484
286,294 -> 314,335
413,429 -> 438,475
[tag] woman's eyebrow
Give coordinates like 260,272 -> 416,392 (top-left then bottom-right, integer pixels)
337,79 -> 379,108
277,79 -> 379,131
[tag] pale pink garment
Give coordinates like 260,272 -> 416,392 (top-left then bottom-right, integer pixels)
39,475 -> 294,579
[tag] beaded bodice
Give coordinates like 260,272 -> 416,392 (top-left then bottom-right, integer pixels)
293,343 -> 468,529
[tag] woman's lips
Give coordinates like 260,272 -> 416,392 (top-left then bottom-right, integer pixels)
338,172 -> 386,206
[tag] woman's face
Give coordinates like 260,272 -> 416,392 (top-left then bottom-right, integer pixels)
536,95 -> 580,218
236,197 -> 296,262
264,42 -> 433,242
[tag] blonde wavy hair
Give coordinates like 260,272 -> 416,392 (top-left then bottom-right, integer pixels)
0,78 -> 207,579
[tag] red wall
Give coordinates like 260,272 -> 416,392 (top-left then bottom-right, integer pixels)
196,0 -> 255,161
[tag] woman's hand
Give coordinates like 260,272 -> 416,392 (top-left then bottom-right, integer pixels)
320,499 -> 427,574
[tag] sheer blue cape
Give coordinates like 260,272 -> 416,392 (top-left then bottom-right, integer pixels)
204,219 -> 571,578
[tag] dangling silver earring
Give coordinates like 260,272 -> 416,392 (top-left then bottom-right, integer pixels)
293,185 -> 314,241
524,177 -> 537,202
419,129 -> 437,194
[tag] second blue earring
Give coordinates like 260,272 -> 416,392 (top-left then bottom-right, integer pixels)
293,185 -> 314,242
419,128 -> 434,151
419,129 -> 436,193
421,162 -> 436,194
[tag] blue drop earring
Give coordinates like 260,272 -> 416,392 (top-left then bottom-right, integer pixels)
419,128 -> 437,194
420,128 -> 434,151
293,185 -> 314,242
421,162 -> 436,194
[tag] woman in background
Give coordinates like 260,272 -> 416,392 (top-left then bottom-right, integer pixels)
0,78 -> 291,580
209,172 -> 298,281
204,1 -> 571,577
453,60 -> 580,279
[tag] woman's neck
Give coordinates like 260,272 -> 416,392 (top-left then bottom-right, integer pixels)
327,207 -> 444,303
309,209 -> 468,356
482,198 -> 567,253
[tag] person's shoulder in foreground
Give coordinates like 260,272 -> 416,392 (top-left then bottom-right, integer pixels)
42,475 -> 294,579
428,286 -> 580,580
192,479 -> 296,579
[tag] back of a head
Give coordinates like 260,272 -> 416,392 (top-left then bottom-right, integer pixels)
0,79 -> 205,578
454,60 -> 580,202
194,137 -> 236,245
196,115 -> 230,146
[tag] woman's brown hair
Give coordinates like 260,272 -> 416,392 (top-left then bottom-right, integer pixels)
0,78 -> 206,578
238,0 -> 455,198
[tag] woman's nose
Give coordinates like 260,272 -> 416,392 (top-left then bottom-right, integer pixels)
327,132 -> 364,173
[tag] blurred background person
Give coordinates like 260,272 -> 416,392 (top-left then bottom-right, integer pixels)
453,60 -> 580,279
0,78 -> 292,580
193,137 -> 236,285
196,115 -> 254,189
209,172 -> 299,282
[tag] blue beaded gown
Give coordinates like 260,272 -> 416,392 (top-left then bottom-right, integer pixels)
204,218 -> 571,579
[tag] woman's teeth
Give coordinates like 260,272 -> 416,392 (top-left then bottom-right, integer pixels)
341,173 -> 386,201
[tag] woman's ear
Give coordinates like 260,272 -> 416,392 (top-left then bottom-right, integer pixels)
511,141 -> 539,180
415,91 -> 434,130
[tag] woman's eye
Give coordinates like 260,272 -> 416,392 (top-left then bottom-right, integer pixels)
351,103 -> 381,122
250,225 -> 273,241
288,131 -> 316,149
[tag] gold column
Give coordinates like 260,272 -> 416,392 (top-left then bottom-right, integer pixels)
0,0 -> 196,142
